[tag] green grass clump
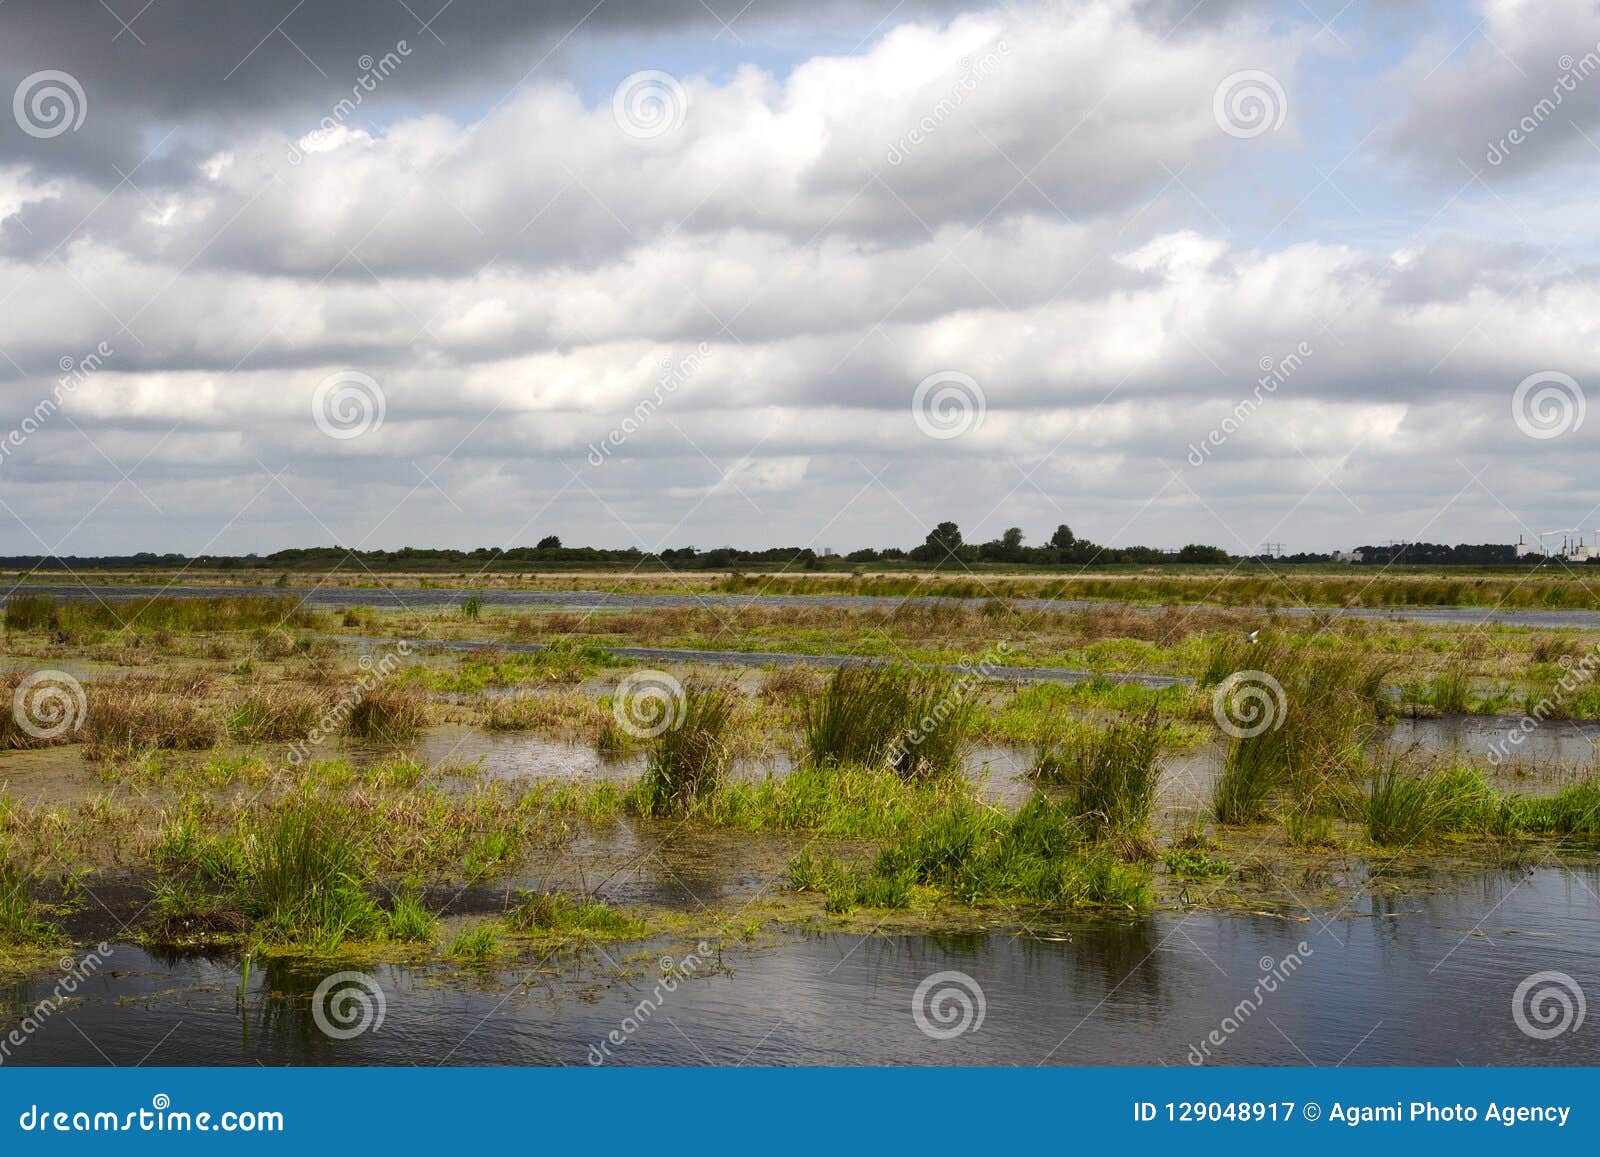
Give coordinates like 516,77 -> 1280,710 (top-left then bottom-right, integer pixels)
1032,707 -> 1165,837
448,923 -> 501,961
238,796 -> 385,950
688,761 -> 976,839
1512,781 -> 1600,836
1366,764 -> 1497,846
3,593 -> 317,635
635,683 -> 735,817
504,890 -> 649,938
803,664 -> 977,779
1206,636 -> 1390,824
383,886 -> 438,942
4,593 -> 59,632
1164,848 -> 1234,878
461,595 -> 484,620
408,643 -> 616,693
793,792 -> 1148,913
0,846 -> 55,946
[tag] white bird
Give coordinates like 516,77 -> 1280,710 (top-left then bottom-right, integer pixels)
1245,629 -> 1260,644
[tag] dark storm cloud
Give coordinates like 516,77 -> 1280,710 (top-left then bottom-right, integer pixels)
0,0 -> 958,179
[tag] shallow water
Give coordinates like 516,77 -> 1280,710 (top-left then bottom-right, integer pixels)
11,580 -> 1600,628
6,868 -> 1597,1066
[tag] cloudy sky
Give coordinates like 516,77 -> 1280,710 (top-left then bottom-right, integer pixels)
1,0 -> 1597,557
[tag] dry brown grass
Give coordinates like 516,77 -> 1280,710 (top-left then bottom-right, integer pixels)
482,690 -> 608,736
227,684 -> 333,744
757,665 -> 823,704
346,684 -> 427,742
82,679 -> 222,760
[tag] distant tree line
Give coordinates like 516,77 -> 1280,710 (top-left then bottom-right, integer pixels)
0,534 -> 1556,572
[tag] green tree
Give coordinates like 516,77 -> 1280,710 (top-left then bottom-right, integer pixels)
1049,524 -> 1075,550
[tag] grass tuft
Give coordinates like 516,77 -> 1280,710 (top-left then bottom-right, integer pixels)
803,664 -> 976,779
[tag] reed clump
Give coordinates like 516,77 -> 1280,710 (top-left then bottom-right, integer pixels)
0,844 -> 55,945
1366,763 -> 1499,846
1032,707 -> 1165,841
1203,636 -> 1389,824
635,683 -> 736,817
803,664 -> 977,780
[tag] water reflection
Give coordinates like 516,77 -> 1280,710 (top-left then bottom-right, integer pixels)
8,867 -> 1595,1066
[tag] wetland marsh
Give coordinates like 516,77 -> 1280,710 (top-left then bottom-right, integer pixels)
2,579 -> 1598,1066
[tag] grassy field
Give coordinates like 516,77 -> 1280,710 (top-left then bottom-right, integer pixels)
12,560 -> 1600,609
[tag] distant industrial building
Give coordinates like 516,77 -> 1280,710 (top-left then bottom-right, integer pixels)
1516,532 -> 1598,562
